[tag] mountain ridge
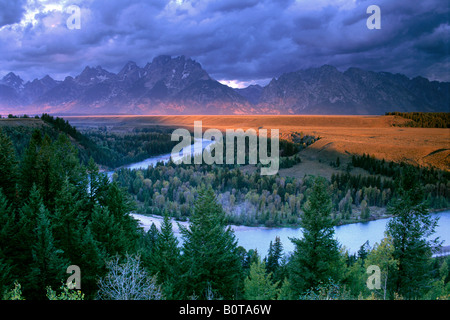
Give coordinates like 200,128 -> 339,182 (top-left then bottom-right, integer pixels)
1,55 -> 448,115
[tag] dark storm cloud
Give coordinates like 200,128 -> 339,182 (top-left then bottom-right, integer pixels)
0,0 -> 448,84
0,0 -> 27,27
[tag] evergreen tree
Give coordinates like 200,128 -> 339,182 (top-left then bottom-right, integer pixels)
51,176 -> 83,263
77,226 -> 106,298
179,187 -> 242,299
266,236 -> 283,280
86,157 -> 109,210
0,190 -> 16,294
148,213 -> 180,299
0,130 -> 18,203
19,129 -> 42,200
104,181 -> 140,252
386,167 -> 441,298
27,205 -> 69,299
244,260 -> 279,300
289,177 -> 344,296
139,223 -> 160,269
88,204 -> 130,257
277,277 -> 295,300
13,185 -> 45,277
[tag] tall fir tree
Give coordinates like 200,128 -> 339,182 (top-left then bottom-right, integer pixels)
289,176 -> 344,296
51,176 -> 84,264
27,201 -> 69,299
386,167 -> 440,298
266,236 -> 283,279
0,129 -> 18,204
0,190 -> 16,294
179,187 -> 242,299
244,260 -> 279,300
148,212 -> 181,299
77,226 -> 107,298
19,129 -> 42,200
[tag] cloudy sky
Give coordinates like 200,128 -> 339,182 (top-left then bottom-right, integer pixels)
0,0 -> 448,87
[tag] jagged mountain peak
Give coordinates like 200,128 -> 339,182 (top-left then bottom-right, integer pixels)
75,65 -> 115,85
0,59 -> 448,115
118,61 -> 143,82
1,72 -> 24,90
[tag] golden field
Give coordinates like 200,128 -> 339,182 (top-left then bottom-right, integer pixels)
66,115 -> 450,172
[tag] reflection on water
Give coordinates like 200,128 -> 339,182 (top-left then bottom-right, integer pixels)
132,211 -> 450,255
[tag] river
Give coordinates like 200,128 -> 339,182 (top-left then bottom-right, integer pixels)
106,138 -> 214,179
110,138 -> 449,255
130,210 -> 450,256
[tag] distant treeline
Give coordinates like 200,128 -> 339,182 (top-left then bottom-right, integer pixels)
114,152 -> 449,227
386,112 -> 450,128
334,153 -> 449,210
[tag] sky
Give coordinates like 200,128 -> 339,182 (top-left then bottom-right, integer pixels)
0,0 -> 448,88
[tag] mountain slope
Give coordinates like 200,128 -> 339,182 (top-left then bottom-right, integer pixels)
0,56 -> 448,115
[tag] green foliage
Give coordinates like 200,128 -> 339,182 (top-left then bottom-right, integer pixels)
386,168 -> 441,299
80,127 -> 179,168
362,236 -> 398,299
299,279 -> 352,300
244,260 -> 279,300
179,187 -> 242,299
3,114 -> 178,169
0,128 -> 142,299
347,153 -> 449,210
0,129 -> 18,202
147,213 -> 181,299
46,284 -> 85,300
289,177 -> 344,296
1,115 -> 449,301
266,236 -> 283,280
3,282 -> 24,300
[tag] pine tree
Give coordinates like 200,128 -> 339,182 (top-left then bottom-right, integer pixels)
179,187 -> 242,299
140,223 -> 159,266
27,205 -> 69,299
386,167 -> 441,298
0,190 -> 16,294
86,157 -> 109,210
104,181 -> 140,252
0,129 -> 18,203
289,177 -> 344,296
88,204 -> 129,257
266,236 -> 283,279
51,176 -> 83,263
77,226 -> 106,298
19,129 -> 42,199
14,185 -> 45,275
244,260 -> 279,300
148,212 -> 180,299
277,277 -> 295,300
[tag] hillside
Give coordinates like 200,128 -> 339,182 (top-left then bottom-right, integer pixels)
0,115 -> 178,169
1,56 -> 448,115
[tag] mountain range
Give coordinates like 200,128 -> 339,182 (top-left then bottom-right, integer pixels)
0,55 -> 448,115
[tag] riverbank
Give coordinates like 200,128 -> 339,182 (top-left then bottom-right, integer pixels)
132,205 -> 450,230
130,210 -> 450,255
